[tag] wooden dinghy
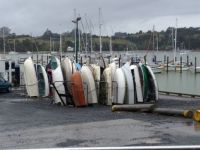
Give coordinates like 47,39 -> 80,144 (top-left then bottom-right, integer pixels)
71,71 -> 87,107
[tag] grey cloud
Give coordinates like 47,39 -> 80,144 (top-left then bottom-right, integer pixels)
0,0 -> 199,35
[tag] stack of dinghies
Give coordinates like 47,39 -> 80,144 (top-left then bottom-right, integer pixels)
112,62 -> 158,104
24,57 -> 49,98
23,56 -> 158,107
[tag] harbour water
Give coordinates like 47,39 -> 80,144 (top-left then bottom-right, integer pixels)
155,71 -> 200,95
3,50 -> 200,95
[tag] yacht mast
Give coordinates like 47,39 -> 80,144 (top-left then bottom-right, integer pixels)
59,34 -> 62,58
174,18 -> 178,64
109,35 -> 112,56
90,20 -> 93,53
99,8 -> 102,54
152,25 -> 155,51
50,36 -> 52,53
74,9 -> 77,55
14,39 -> 16,52
156,34 -> 158,52
3,28 -> 5,56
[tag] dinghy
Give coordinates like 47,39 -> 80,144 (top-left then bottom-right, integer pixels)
130,65 -> 143,103
71,71 -> 87,106
99,67 -> 112,105
24,57 -> 39,97
81,65 -> 98,104
146,66 -> 159,101
138,63 -> 148,102
61,57 -> 73,92
90,64 -> 101,101
112,68 -> 126,104
109,62 -> 117,80
122,62 -> 135,104
49,56 -> 66,105
36,64 -> 49,97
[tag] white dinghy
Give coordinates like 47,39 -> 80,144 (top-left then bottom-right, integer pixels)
112,68 -> 126,104
81,65 -> 98,104
49,56 -> 66,105
24,57 -> 39,97
130,65 -> 143,103
122,62 -> 135,104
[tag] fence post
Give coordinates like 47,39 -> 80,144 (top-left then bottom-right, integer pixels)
195,57 -> 197,74
167,56 -> 169,73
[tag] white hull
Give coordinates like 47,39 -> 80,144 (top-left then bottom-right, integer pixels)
164,63 -> 189,71
91,64 -> 101,101
109,62 -> 117,81
91,64 -> 101,82
122,63 -> 135,104
113,68 -> 126,104
81,65 -> 98,104
103,67 -> 112,105
51,57 -> 66,105
130,65 -> 143,103
190,67 -> 200,73
61,57 -> 73,91
24,57 -> 39,97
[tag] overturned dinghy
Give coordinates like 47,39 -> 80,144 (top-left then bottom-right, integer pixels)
48,56 -> 66,105
90,64 -> 101,101
24,57 -> 39,97
146,65 -> 159,101
122,62 -> 135,104
130,65 -> 143,103
71,71 -> 87,107
99,67 -> 112,105
81,65 -> 98,104
61,57 -> 75,92
36,64 -> 49,97
112,68 -> 126,104
138,63 -> 158,102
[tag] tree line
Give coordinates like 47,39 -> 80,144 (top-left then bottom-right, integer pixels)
0,26 -> 200,53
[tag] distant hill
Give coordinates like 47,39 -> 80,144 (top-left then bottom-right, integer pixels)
0,27 -> 200,52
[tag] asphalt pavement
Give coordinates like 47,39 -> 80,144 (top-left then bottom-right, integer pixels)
0,92 -> 200,148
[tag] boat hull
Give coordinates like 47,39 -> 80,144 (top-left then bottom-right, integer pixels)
24,57 -> 39,97
81,65 -> 98,104
71,71 -> 87,107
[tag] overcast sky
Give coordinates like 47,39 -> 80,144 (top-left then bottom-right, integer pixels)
0,0 -> 200,36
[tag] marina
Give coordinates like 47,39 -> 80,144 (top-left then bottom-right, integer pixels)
0,0 -> 200,149
0,50 -> 200,148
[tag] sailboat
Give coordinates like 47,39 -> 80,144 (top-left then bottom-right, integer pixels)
8,39 -> 18,55
164,19 -> 189,71
148,25 -> 163,74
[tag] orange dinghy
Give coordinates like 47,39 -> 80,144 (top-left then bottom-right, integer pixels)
71,71 -> 87,107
